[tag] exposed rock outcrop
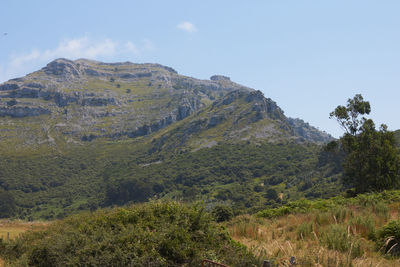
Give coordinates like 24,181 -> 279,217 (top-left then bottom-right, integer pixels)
0,83 -> 20,91
0,106 -> 50,117
210,75 -> 231,81
288,118 -> 334,143
44,58 -> 81,78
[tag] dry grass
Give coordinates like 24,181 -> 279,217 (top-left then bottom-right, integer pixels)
227,204 -> 400,267
0,220 -> 48,241
0,220 -> 48,267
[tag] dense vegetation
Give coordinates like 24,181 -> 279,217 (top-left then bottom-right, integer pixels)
0,201 -> 259,266
0,139 -> 342,220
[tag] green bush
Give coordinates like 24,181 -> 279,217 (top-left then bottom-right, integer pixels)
257,191 -> 400,219
377,220 -> 400,256
1,202 -> 259,266
211,205 -> 234,222
0,189 -> 16,218
257,198 -> 339,218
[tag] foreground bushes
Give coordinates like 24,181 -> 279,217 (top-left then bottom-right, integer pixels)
377,220 -> 400,256
256,190 -> 400,219
1,201 -> 259,266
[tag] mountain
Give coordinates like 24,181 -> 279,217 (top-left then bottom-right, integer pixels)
0,59 -> 338,219
0,58 -> 331,151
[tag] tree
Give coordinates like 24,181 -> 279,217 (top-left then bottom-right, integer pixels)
329,94 -> 400,194
0,190 -> 16,218
265,188 -> 278,201
329,94 -> 371,136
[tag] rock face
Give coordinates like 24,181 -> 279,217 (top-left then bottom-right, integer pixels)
0,59 -> 254,144
0,106 -> 50,117
44,59 -> 81,78
0,58 -> 333,147
210,75 -> 231,81
287,118 -> 334,143
149,88 -> 334,152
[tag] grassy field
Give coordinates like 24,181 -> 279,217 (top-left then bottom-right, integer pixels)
227,199 -> 400,266
0,220 -> 48,267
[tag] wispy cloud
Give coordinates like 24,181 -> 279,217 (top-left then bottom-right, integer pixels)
177,21 -> 197,33
0,36 -> 155,82
124,41 -> 140,55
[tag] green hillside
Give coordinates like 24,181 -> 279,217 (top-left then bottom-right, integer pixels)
0,135 -> 343,220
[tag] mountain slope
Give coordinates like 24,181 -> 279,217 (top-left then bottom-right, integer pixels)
149,90 -> 332,153
0,58 -> 253,150
0,59 -> 338,219
0,58 -> 331,151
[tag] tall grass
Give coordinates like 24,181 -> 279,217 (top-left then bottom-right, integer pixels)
228,191 -> 400,266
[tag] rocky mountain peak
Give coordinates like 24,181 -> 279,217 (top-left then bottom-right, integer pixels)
214,90 -> 285,121
43,58 -> 82,78
210,75 -> 230,81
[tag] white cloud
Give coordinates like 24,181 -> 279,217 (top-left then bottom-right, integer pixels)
0,36 -> 155,82
124,41 -> 140,55
8,37 -> 118,73
141,39 -> 155,51
177,21 -> 197,33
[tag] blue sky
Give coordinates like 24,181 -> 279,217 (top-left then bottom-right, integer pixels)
1,0 -> 400,137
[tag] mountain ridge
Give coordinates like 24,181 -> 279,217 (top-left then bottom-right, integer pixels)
0,58 -> 333,151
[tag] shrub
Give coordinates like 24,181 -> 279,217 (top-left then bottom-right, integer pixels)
212,205 -> 234,222
1,202 -> 259,266
0,190 -> 16,218
377,220 -> 400,256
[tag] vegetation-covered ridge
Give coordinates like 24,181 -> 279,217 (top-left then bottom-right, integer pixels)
0,139 -> 342,220
0,201 -> 260,267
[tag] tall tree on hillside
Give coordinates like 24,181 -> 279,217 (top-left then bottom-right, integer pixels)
329,94 -> 400,194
